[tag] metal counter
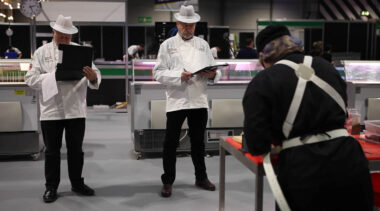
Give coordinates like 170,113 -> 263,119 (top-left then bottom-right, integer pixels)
0,83 -> 41,159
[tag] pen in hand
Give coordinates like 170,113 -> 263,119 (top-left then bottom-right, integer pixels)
181,69 -> 193,82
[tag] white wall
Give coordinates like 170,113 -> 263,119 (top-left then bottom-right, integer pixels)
37,1 -> 125,22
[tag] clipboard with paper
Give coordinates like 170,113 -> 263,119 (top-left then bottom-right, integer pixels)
191,63 -> 228,75
55,44 -> 93,81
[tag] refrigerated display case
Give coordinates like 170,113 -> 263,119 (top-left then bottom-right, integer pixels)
343,60 -> 380,123
0,59 -> 41,159
130,59 -> 263,159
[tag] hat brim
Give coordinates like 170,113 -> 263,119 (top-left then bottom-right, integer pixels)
50,22 -> 78,34
174,13 -> 200,23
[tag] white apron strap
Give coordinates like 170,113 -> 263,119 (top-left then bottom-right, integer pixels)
309,74 -> 347,113
303,55 -> 312,67
276,56 -> 346,138
263,153 -> 291,211
275,60 -> 307,139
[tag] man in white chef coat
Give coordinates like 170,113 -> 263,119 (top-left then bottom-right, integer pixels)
25,14 -> 101,203
153,5 -> 221,198
128,44 -> 144,59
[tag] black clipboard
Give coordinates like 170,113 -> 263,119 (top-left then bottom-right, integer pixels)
56,44 -> 93,81
192,63 -> 228,75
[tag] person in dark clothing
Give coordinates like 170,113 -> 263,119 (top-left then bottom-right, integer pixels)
218,32 -> 234,59
236,38 -> 258,59
310,40 -> 323,57
243,25 -> 373,210
321,43 -> 333,63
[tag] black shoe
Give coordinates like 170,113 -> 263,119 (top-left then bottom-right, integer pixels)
43,188 -> 58,203
71,184 -> 95,196
161,184 -> 172,198
195,179 -> 216,191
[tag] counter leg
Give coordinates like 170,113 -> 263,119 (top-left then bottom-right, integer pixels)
255,167 -> 264,211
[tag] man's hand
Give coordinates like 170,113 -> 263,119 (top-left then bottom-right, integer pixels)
83,66 -> 97,83
199,68 -> 217,79
181,70 -> 193,82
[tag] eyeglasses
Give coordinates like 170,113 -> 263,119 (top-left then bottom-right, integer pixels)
179,23 -> 195,28
57,35 -> 71,40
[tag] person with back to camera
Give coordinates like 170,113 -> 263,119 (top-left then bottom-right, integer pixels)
210,46 -> 221,59
242,25 -> 373,210
310,40 -> 323,57
25,14 -> 101,203
321,43 -> 333,64
128,44 -> 144,59
5,45 -> 22,59
236,38 -> 258,59
153,4 -> 222,198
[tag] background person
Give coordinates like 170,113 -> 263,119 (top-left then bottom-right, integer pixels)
4,45 -> 22,59
236,38 -> 258,59
210,46 -> 221,59
128,44 -> 144,59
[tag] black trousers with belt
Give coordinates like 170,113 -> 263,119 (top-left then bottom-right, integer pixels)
41,118 -> 85,189
161,108 -> 208,185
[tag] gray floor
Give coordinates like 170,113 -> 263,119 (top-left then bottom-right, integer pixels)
0,108 -> 275,211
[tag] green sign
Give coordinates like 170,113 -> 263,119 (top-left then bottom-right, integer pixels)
138,16 -> 152,23
360,10 -> 370,16
14,89 -> 25,95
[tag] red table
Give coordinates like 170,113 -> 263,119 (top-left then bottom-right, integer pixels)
219,135 -> 380,211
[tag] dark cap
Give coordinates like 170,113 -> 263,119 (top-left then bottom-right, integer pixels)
256,25 -> 290,53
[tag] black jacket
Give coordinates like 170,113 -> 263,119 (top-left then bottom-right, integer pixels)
242,52 -> 373,210
236,47 -> 258,59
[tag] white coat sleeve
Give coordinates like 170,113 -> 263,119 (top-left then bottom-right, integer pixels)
205,44 -> 222,84
25,49 -> 48,90
87,62 -> 102,89
153,43 -> 182,86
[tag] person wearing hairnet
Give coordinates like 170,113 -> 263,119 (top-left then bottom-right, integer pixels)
243,25 -> 373,210
153,5 -> 221,198
25,15 -> 101,203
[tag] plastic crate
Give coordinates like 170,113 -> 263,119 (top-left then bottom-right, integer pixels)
364,120 -> 380,134
364,130 -> 380,143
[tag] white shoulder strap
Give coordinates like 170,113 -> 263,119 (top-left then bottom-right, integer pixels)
276,56 -> 346,138
276,60 -> 306,138
303,55 -> 312,67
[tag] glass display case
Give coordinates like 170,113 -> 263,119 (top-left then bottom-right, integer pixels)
340,60 -> 380,124
0,59 -> 31,83
130,59 -> 261,159
343,60 -> 380,83
132,59 -> 264,82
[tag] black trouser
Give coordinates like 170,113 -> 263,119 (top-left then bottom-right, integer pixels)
161,108 -> 208,185
41,118 -> 85,189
